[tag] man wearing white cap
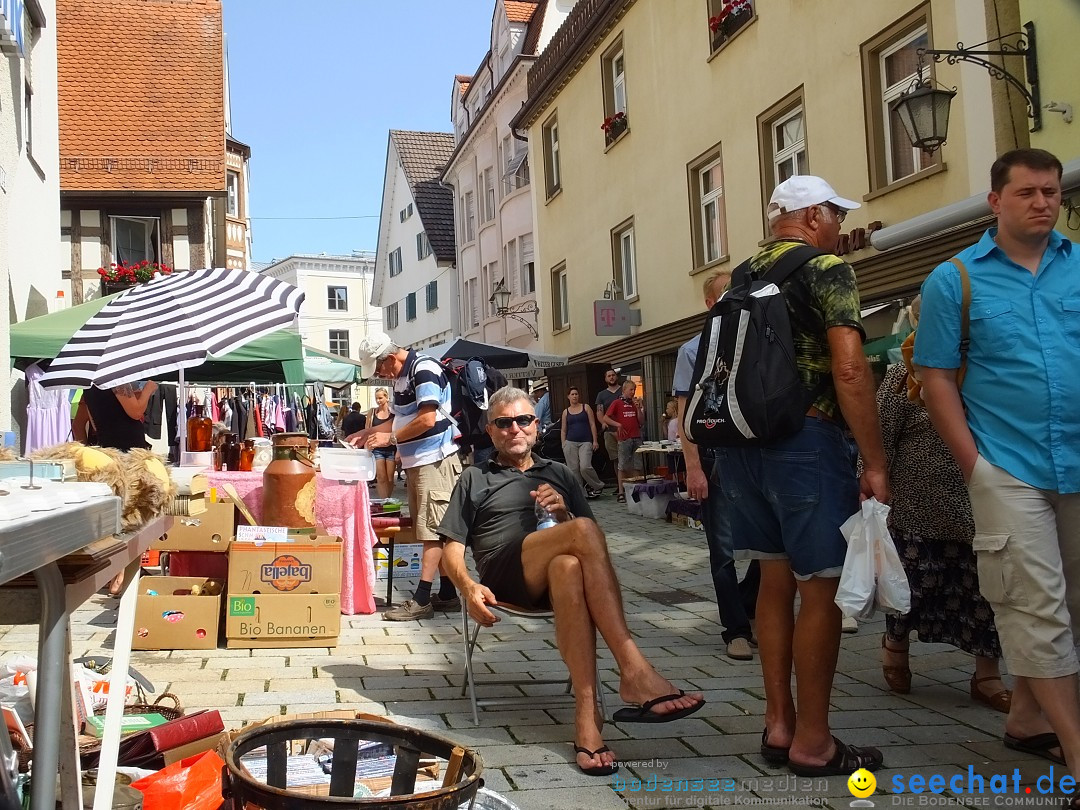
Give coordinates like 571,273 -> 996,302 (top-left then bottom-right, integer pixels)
347,332 -> 463,621
714,176 -> 890,776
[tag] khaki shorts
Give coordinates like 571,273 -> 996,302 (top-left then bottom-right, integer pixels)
967,454 -> 1080,679
603,431 -> 619,464
406,454 -> 463,542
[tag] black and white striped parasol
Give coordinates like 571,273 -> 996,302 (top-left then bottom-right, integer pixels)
39,268 -> 305,389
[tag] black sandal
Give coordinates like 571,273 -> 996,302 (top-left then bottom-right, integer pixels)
574,744 -> 619,776
787,737 -> 883,777
760,728 -> 789,766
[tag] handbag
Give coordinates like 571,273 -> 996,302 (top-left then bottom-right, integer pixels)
835,498 -> 911,618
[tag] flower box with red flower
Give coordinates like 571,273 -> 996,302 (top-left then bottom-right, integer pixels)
601,112 -> 629,145
709,0 -> 752,50
97,261 -> 173,294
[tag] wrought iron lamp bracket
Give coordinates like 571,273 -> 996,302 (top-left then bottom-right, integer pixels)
918,21 -> 1040,131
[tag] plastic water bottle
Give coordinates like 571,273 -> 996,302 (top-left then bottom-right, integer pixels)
535,499 -> 558,531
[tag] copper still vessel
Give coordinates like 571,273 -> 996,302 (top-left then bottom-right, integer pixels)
261,432 -> 317,528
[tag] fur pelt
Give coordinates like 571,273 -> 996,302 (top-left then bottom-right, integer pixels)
29,442 -> 175,531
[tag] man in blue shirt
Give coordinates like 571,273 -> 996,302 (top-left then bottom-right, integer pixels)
531,380 -> 552,431
673,270 -> 759,661
915,149 -> 1080,776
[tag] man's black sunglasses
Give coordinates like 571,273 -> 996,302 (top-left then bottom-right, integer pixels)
491,414 -> 538,429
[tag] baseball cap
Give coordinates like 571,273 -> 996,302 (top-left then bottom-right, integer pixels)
767,176 -> 861,220
356,331 -> 395,379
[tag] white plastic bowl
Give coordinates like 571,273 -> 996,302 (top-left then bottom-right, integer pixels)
319,447 -> 376,482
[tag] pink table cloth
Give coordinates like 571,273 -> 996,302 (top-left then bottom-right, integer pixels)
206,471 -> 377,615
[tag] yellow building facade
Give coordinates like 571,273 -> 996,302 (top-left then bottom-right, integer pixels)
514,0 -> 1069,419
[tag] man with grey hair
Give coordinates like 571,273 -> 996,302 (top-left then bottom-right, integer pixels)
440,386 -> 704,777
348,331 -> 462,621
713,176 -> 889,776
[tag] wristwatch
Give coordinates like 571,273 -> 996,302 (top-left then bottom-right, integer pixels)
388,432 -> 398,446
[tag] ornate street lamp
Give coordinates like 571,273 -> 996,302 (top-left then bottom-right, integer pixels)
892,22 -> 1042,156
489,279 -> 539,338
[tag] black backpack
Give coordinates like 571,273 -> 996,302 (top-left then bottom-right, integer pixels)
683,245 -> 823,447
440,357 -> 508,450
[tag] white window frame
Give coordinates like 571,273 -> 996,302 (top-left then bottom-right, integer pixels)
388,247 -> 402,277
416,232 -> 432,261
772,106 -> 807,187
553,265 -> 569,331
698,156 -> 725,265
880,25 -> 931,184
614,224 -> 638,301
504,238 -> 518,296
110,216 -> 160,265
482,167 -> 496,222
386,303 -> 399,330
464,278 -> 479,328
520,233 -> 535,294
226,170 -> 240,217
327,285 -> 348,312
465,191 -> 476,241
328,329 -> 350,356
611,50 -> 627,116
543,116 -> 561,197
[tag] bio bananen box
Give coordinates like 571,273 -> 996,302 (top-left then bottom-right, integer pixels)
226,536 -> 343,596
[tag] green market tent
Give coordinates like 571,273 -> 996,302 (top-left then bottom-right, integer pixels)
11,294 -> 305,387
303,345 -> 363,387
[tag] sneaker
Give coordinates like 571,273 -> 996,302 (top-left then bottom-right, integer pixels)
382,599 -> 434,621
841,616 -> 859,634
430,595 -> 461,612
726,637 -> 754,661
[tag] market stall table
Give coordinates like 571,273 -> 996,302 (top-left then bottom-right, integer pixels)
205,471 -> 377,615
635,442 -> 683,482
0,496 -> 122,810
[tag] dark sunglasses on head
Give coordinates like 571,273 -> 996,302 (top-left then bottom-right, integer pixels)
492,414 -> 538,430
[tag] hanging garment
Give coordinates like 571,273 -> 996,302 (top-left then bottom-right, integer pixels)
143,386 -> 164,440
24,363 -> 73,453
209,392 -> 221,422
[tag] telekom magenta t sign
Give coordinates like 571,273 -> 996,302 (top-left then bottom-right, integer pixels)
593,300 -> 641,336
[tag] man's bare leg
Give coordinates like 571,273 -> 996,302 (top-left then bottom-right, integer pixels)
757,560 -> 797,751
788,576 -> 843,766
1006,674 -> 1080,781
521,518 -> 702,715
547,553 -> 614,772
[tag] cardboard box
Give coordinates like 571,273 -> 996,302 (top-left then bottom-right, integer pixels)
154,500 -> 235,552
132,576 -> 224,651
373,543 -> 423,581
225,593 -> 340,648
227,536 -> 342,595
162,732 -> 226,766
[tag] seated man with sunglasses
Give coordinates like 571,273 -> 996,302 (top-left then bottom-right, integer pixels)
439,385 -> 705,777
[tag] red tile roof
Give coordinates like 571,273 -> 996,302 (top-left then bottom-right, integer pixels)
456,75 -> 472,98
505,1 -> 539,24
57,0 -> 225,193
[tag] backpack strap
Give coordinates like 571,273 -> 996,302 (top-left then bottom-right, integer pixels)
762,244 -> 826,287
951,257 -> 972,368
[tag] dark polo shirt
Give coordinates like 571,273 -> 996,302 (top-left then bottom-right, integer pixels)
438,455 -> 594,581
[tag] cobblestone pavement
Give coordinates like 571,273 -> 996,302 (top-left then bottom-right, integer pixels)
0,488 -> 1061,809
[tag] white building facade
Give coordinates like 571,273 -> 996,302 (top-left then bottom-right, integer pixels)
1,0 -> 62,435
442,0 -> 574,350
261,252 -> 379,406
371,130 -> 459,351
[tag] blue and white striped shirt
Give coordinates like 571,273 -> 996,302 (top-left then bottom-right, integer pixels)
392,350 -> 458,469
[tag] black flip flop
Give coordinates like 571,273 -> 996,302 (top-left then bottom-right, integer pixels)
760,728 -> 789,766
1004,732 -> 1066,766
787,736 -> 883,777
611,691 -> 705,724
574,744 -> 619,776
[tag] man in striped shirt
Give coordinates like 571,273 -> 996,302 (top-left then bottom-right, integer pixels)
350,332 -> 463,621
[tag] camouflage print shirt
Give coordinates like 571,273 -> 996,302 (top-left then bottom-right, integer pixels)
748,239 -> 864,418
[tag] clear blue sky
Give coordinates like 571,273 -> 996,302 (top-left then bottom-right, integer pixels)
222,1 -> 493,264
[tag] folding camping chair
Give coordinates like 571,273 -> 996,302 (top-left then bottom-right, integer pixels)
460,601 -> 607,726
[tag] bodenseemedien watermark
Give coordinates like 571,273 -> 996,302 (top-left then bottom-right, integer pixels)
614,774 -> 829,807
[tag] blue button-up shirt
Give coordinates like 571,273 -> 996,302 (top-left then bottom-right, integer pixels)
914,228 -> 1080,493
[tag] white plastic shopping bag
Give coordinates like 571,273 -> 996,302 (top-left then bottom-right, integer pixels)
835,498 -> 911,618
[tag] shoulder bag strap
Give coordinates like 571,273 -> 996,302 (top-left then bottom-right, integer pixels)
763,244 -> 826,287
949,257 -> 972,389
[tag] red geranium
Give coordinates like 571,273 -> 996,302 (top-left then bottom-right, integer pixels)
601,112 -> 627,135
97,261 -> 173,284
709,0 -> 751,33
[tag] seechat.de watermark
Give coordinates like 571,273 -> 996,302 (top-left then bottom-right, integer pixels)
846,766 -> 1077,807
